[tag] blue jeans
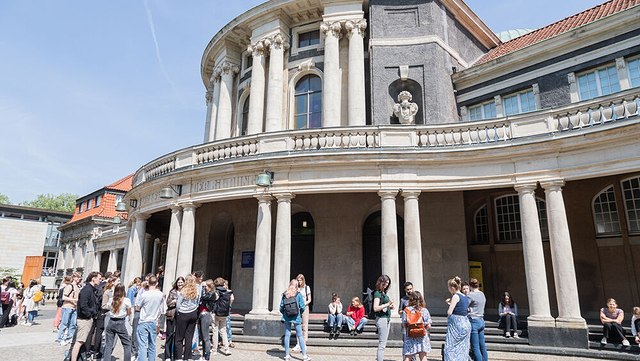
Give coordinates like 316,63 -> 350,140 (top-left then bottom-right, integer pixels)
57,308 -> 77,342
283,322 -> 306,357
226,314 -> 232,342
328,313 -> 343,330
469,317 -> 488,361
136,321 -> 157,361
27,310 -> 37,323
345,316 -> 367,331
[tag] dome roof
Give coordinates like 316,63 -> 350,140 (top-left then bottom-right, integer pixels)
496,28 -> 535,42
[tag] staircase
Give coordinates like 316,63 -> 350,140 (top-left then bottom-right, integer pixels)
587,321 -> 639,356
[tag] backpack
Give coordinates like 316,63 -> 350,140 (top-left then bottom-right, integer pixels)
214,290 -> 232,316
33,289 -> 44,303
56,288 -> 65,307
404,307 -> 427,338
282,293 -> 299,317
362,288 -> 375,319
0,288 -> 10,304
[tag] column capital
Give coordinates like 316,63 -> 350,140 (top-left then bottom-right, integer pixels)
205,89 -> 213,104
540,179 -> 565,192
254,193 -> 273,203
179,202 -> 200,211
320,21 -> 343,38
154,237 -> 161,244
132,213 -> 151,221
344,19 -> 367,38
378,190 -> 398,200
273,192 -> 295,202
220,61 -> 240,76
247,41 -> 268,57
169,204 -> 183,213
265,33 -> 289,51
514,182 -> 538,194
401,190 -> 421,199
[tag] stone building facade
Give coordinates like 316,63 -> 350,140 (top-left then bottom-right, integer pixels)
120,0 -> 640,348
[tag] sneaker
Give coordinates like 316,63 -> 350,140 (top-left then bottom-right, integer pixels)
622,339 -> 630,346
601,337 -> 607,345
24,322 -> 32,327
291,345 -> 300,352
504,334 -> 510,338
283,356 -> 291,361
303,355 -> 311,361
513,333 -> 519,339
228,342 -> 235,348
222,348 -> 231,356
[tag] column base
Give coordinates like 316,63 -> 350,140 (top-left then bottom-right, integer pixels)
527,316 -> 588,349
526,316 -> 556,347
388,317 -> 404,341
243,313 -> 283,337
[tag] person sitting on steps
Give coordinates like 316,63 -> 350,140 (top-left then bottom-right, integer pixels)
600,298 -> 630,346
497,292 -> 519,338
327,292 -> 343,339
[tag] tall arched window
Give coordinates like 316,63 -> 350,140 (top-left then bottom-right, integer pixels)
592,186 -> 621,235
622,176 -> 640,233
495,195 -> 548,243
241,96 -> 250,136
294,75 -> 322,129
474,205 -> 489,244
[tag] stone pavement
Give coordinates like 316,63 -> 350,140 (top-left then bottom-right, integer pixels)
0,304 -> 601,361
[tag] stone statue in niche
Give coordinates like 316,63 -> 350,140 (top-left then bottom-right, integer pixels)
393,91 -> 419,125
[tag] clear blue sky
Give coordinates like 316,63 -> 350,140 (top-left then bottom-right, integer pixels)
0,0 -> 603,204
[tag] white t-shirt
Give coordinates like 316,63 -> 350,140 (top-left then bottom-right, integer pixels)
108,298 -> 132,319
136,289 -> 164,324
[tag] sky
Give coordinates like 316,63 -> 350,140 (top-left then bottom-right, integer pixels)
0,0 -> 604,204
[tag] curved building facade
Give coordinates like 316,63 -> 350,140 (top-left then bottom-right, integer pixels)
119,0 -> 640,347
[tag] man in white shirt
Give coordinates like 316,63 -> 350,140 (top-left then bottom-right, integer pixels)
135,276 -> 164,361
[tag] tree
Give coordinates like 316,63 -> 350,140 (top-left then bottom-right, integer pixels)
0,193 -> 9,204
23,193 -> 77,213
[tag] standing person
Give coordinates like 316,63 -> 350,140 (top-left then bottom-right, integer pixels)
211,277 -> 232,356
57,273 -> 80,345
443,276 -> 471,361
600,298 -> 630,346
631,306 -> 640,345
401,291 -> 432,361
467,278 -> 488,361
280,279 -> 311,361
136,275 -> 164,361
103,284 -> 132,361
224,280 -> 235,349
23,279 -> 40,326
198,279 -> 216,360
127,277 -> 142,306
156,266 -> 165,291
53,276 -> 70,333
398,282 -> 414,316
292,274 -> 311,352
174,274 -> 200,361
327,292 -> 343,339
164,277 -> 184,361
87,272 -> 108,360
345,297 -> 368,335
71,272 -> 100,361
0,277 -> 14,328
373,274 -> 394,361
498,292 -> 519,338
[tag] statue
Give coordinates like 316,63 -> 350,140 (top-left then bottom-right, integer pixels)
393,91 -> 418,125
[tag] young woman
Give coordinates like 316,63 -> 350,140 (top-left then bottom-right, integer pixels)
467,278 -> 488,361
280,279 -> 310,361
600,298 -> 630,346
631,306 -> 640,345
327,292 -> 343,338
198,279 -> 216,360
53,276 -> 71,333
127,277 -> 142,306
23,280 -> 40,326
292,274 -> 311,352
401,291 -> 431,361
211,278 -> 232,356
103,284 -> 132,361
345,297 -> 368,336
498,292 -> 519,338
164,276 -> 184,361
443,276 -> 471,361
373,275 -> 393,361
174,274 -> 200,361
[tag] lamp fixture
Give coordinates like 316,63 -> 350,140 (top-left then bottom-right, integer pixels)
115,201 -> 127,212
256,171 -> 274,187
160,184 -> 183,199
130,199 -> 138,208
113,215 -> 122,224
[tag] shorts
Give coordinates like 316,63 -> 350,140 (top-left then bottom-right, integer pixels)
76,318 -> 94,343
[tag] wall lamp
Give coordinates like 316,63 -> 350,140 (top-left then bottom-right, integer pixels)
116,199 -> 137,211
160,184 -> 182,199
256,171 -> 274,187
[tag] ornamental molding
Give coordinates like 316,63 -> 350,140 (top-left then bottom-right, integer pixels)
320,21 -> 343,38
247,40 -> 268,57
266,33 -> 290,51
344,19 -> 367,38
220,61 -> 240,76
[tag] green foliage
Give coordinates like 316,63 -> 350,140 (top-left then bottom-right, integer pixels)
0,267 -> 21,281
23,193 -> 77,213
0,192 -> 9,204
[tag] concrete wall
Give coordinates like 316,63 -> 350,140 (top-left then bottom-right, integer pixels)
0,217 -> 47,272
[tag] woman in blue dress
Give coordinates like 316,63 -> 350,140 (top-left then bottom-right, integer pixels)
444,276 -> 471,361
401,291 -> 431,361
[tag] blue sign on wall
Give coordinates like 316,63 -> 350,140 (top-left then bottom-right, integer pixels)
241,251 -> 254,268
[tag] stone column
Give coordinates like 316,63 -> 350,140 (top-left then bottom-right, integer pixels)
514,184 -> 555,331
215,61 -> 239,140
402,190 -> 424,294
203,71 -> 221,142
540,180 -> 586,327
264,34 -> 288,133
65,244 -> 74,271
271,193 -> 294,314
378,190 -> 400,317
94,251 -> 102,273
57,246 -> 66,273
107,250 -> 118,272
247,42 -> 267,135
176,203 -> 198,278
124,214 -> 149,282
250,194 -> 272,314
163,205 -> 183,294
320,21 -> 342,127
151,238 -> 160,274
345,19 -> 367,127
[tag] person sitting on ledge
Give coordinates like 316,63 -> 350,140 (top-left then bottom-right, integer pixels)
497,292 -> 519,338
631,306 -> 640,345
345,297 -> 368,336
600,298 -> 630,346
327,292 -> 343,339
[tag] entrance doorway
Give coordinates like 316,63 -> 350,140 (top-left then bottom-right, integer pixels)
291,212 -> 315,311
206,216 -> 235,284
362,211 -> 405,292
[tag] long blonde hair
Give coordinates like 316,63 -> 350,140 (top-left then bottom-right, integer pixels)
285,279 -> 299,298
296,274 -> 306,288
111,284 -> 125,314
181,274 -> 198,300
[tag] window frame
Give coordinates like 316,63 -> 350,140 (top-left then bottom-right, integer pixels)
503,89 -> 537,116
473,205 -> 489,245
627,56 -> 640,89
592,185 -> 622,236
293,74 -> 323,130
290,23 -> 324,56
621,175 -> 640,235
468,100 -> 497,121
494,194 -> 549,244
576,63 -> 621,101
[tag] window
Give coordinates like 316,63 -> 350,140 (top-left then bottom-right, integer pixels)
241,96 -> 250,136
298,30 -> 320,48
592,186 -> 621,235
628,58 -> 640,88
495,195 -> 548,243
95,195 -> 102,207
577,65 -> 620,100
622,176 -> 640,233
78,202 -> 84,213
245,53 -> 253,70
474,205 -> 489,244
503,90 -> 536,116
469,101 -> 496,121
42,251 -> 57,275
87,199 -> 93,210
294,75 -> 322,129
115,194 -> 124,208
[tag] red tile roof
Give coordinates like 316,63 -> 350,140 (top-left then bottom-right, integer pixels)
475,0 -> 640,65
67,174 -> 133,224
106,174 -> 133,192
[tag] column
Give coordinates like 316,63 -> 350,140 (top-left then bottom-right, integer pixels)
65,245 -> 73,270
93,251 -> 102,273
320,21 -> 342,127
57,246 -> 65,274
345,19 -> 367,126
163,206 -> 183,294
215,61 -> 239,140
540,180 -> 586,326
247,42 -> 267,135
203,70 -> 221,142
151,238 -> 160,274
378,190 -> 400,317
250,194 -> 272,314
124,214 -> 149,283
107,250 -> 118,272
176,203 -> 198,278
402,190 -> 424,294
514,184 -> 554,324
271,193 -> 294,314
264,34 -> 287,133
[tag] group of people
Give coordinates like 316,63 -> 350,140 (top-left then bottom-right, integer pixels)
599,297 -> 640,347
0,277 -> 44,328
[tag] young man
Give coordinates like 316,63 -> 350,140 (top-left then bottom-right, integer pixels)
135,275 -> 164,361
71,272 -> 101,361
398,281 -> 414,315
56,272 -> 80,345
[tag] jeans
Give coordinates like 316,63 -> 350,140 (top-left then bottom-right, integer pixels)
136,322 -> 157,361
375,317 -> 390,361
212,314 -> 229,353
283,322 -> 306,357
103,319 -> 131,361
164,318 -> 175,360
27,310 -> 37,323
469,317 -> 488,361
198,312 -> 212,358
57,308 -> 77,342
502,314 -> 518,335
131,310 -> 140,356
226,314 -> 232,342
328,313 -> 343,330
345,316 -> 367,332
602,322 -> 626,343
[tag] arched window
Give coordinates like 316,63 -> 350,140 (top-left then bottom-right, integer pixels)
495,195 -> 548,243
294,75 -> 322,129
592,186 -> 621,235
622,176 -> 640,233
241,95 -> 250,136
474,205 -> 489,244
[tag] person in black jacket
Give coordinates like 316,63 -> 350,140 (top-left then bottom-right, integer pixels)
71,272 -> 101,361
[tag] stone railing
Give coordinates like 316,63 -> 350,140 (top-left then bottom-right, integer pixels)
132,90 -> 640,187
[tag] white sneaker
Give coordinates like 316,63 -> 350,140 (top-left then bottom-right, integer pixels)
513,333 -> 520,339
291,345 -> 300,352
504,334 -> 510,338
303,355 -> 311,361
601,337 -> 607,345
283,356 -> 291,361
622,339 -> 630,346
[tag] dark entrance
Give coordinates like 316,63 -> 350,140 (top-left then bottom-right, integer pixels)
99,252 -> 109,274
291,212 -> 315,311
206,216 -> 235,284
362,211 -> 405,292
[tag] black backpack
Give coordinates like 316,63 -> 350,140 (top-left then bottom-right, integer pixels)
363,288 -> 375,319
56,288 -> 65,308
214,290 -> 232,316
282,293 -> 299,317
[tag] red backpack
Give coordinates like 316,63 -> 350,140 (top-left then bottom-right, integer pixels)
404,307 -> 427,338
